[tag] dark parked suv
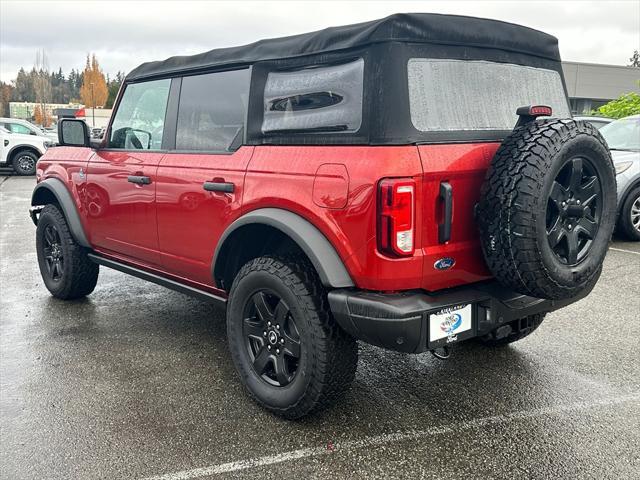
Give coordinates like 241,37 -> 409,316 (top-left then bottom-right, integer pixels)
30,14 -> 616,418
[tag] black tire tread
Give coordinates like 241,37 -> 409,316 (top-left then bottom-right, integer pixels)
37,204 -> 99,299
228,255 -> 357,419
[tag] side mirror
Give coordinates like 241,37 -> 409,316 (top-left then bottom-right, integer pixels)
58,119 -> 90,147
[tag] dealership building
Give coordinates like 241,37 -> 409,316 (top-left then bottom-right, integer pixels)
562,61 -> 639,114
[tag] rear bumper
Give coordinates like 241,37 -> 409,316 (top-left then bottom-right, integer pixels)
328,280 -> 594,353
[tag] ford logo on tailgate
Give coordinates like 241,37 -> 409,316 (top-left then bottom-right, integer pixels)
434,257 -> 455,271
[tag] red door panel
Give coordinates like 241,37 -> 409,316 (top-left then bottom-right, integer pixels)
86,150 -> 163,266
155,146 -> 254,287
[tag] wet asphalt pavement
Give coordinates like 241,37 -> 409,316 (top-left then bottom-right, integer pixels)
1,175 -> 639,480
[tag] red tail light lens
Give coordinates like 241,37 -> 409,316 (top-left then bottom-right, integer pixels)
378,178 -> 415,257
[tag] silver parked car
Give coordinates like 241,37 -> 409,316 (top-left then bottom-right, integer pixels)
599,114 -> 640,240
574,115 -> 613,130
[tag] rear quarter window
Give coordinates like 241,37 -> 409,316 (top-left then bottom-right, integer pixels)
407,59 -> 570,132
262,58 -> 364,134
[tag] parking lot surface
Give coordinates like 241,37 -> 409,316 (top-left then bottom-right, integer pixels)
1,175 -> 639,479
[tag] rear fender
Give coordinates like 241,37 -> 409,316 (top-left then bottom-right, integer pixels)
213,208 -> 354,289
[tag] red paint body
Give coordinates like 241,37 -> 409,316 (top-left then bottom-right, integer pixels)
37,142 -> 498,295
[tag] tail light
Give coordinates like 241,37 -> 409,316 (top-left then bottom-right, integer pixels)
378,178 -> 415,257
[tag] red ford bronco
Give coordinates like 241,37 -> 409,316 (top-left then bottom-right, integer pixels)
30,14 -> 616,418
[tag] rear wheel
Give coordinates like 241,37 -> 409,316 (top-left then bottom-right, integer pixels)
36,204 -> 99,299
226,256 -> 358,419
12,150 -> 38,176
617,186 -> 640,241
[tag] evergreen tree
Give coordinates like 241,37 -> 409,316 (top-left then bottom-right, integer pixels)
105,70 -> 124,108
14,67 -> 35,102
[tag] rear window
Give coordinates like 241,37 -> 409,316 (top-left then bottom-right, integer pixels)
262,58 -> 364,134
407,59 -> 570,132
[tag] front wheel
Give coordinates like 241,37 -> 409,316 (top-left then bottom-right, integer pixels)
36,204 -> 99,299
226,256 -> 358,419
12,150 -> 38,176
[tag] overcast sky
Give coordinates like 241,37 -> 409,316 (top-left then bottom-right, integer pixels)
1,0 -> 638,82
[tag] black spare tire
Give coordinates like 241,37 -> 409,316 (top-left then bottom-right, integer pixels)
478,119 -> 616,300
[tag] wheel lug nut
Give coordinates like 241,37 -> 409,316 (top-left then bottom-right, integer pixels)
263,331 -> 267,337
280,338 -> 285,344
276,349 -> 280,354
267,321 -> 271,327
267,345 -> 271,350
568,224 -> 572,230
562,202 -> 566,207
276,325 -> 280,330
577,200 -> 581,205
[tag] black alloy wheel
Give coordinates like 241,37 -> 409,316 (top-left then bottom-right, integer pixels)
243,290 -> 301,387
546,156 -> 602,265
42,224 -> 64,281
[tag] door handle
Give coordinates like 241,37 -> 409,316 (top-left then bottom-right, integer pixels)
438,181 -> 453,243
203,181 -> 234,193
128,175 -> 151,185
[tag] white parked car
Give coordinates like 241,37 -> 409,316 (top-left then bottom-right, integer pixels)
0,117 -> 58,143
0,126 -> 54,175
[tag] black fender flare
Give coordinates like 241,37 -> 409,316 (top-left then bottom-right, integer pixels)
31,178 -> 90,248
213,208 -> 354,289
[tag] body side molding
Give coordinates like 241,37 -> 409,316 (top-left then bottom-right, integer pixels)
31,177 -> 90,247
213,208 -> 354,289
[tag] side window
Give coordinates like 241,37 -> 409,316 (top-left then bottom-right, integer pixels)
9,123 -> 33,135
262,58 -> 364,134
175,69 -> 250,152
109,79 -> 170,150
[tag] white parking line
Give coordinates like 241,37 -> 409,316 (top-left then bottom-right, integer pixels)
142,393 -> 640,480
609,247 -> 640,256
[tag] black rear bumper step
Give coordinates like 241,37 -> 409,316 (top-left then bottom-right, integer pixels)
328,280 -> 595,354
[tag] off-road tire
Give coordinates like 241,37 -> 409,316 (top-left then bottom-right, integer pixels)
478,119 -> 616,300
479,314 -> 545,347
12,150 -> 38,176
617,186 -> 640,241
36,204 -> 99,299
226,255 -> 358,419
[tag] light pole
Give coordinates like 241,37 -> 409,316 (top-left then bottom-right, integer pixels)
90,82 -> 95,127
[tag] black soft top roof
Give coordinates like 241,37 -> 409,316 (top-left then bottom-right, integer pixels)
126,13 -> 560,81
